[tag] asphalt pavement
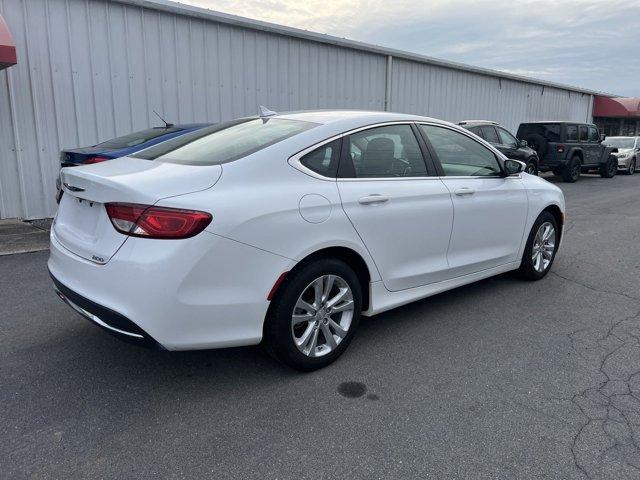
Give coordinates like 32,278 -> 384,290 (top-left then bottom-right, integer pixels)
2,173 -> 640,479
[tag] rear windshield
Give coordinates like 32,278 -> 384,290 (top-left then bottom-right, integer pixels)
517,123 -> 561,142
132,118 -> 317,165
603,137 -> 635,149
96,127 -> 182,149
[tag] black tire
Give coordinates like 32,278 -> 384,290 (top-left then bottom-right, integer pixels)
627,158 -> 636,175
525,134 -> 548,158
517,211 -> 559,281
524,158 -> 538,176
263,258 -> 362,371
599,155 -> 617,178
561,156 -> 582,183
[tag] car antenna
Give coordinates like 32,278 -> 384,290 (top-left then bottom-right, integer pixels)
258,105 -> 277,122
153,110 -> 174,129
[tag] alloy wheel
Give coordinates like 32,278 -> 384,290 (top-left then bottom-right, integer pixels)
525,163 -> 537,175
291,275 -> 354,358
630,160 -> 636,175
532,222 -> 556,273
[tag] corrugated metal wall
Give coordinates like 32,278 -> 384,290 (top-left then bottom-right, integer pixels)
390,58 -> 593,132
0,0 -> 593,220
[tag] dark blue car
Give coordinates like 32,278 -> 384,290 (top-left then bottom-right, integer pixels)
59,123 -> 212,166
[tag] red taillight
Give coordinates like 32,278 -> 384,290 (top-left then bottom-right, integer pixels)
85,156 -> 109,164
556,144 -> 565,153
105,203 -> 212,239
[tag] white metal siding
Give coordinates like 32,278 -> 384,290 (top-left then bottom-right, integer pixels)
0,0 -> 593,219
390,59 -> 593,133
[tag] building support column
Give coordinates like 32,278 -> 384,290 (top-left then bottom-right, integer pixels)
620,119 -> 625,135
384,55 -> 393,112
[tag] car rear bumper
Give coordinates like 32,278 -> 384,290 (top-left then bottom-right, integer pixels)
51,273 -> 162,348
48,227 -> 293,350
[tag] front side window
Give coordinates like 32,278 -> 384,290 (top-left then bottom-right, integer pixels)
420,124 -> 502,177
480,126 -> 500,144
344,124 -> 428,178
579,125 -> 589,142
133,118 -> 317,165
300,139 -> 341,177
496,127 -> 518,148
588,126 -> 600,142
566,125 -> 578,142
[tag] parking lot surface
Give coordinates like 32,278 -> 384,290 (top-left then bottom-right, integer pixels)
2,174 -> 640,479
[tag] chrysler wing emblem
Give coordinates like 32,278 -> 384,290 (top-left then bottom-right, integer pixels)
63,182 -> 85,192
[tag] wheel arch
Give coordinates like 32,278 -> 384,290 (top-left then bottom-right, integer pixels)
269,246 -> 373,312
568,148 -> 583,162
541,204 -> 564,242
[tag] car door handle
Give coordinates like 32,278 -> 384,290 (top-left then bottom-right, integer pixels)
454,187 -> 476,196
358,194 -> 389,205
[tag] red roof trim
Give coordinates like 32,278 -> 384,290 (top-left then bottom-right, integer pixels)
594,96 -> 640,118
0,14 -> 16,69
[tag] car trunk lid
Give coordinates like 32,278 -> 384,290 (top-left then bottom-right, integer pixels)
54,157 -> 221,263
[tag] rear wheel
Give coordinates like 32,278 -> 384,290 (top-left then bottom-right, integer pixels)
600,155 -> 617,178
562,156 -> 581,183
517,211 -> 559,280
263,258 -> 362,371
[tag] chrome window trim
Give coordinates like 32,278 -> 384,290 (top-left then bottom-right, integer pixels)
288,121 -> 435,181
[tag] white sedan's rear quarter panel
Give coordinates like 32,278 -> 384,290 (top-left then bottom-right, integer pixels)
48,228 -> 292,350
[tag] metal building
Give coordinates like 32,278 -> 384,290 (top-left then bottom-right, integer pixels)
1,0 -> 603,220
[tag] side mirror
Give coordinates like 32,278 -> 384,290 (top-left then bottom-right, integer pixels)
504,159 -> 525,175
518,139 -> 528,148
600,134 -> 606,142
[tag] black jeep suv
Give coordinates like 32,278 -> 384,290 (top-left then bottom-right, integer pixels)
516,122 -> 618,182
459,120 -> 540,175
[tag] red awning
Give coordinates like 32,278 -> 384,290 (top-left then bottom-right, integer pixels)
594,96 -> 640,118
0,14 -> 16,70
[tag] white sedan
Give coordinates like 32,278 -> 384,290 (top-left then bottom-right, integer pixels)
49,110 -> 565,370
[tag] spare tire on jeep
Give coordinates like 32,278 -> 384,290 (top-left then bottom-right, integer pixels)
525,134 -> 548,158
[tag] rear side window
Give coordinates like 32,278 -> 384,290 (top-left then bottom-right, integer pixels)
468,127 -> 484,139
96,127 -> 182,149
588,126 -> 599,142
480,126 -> 499,144
420,124 -> 502,177
518,123 -> 561,142
579,125 -> 589,141
133,118 -> 316,165
566,125 -> 578,142
343,124 -> 428,178
300,139 -> 341,177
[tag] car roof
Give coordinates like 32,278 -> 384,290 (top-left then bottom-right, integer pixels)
458,120 -> 500,127
519,121 -> 596,126
268,109 -> 445,126
168,123 -> 213,129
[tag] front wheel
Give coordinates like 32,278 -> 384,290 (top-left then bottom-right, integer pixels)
517,211 -> 559,280
600,155 -> 617,178
627,158 -> 636,175
525,159 -> 539,176
263,258 -> 362,371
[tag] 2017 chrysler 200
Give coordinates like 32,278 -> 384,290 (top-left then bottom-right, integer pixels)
49,110 -> 565,371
